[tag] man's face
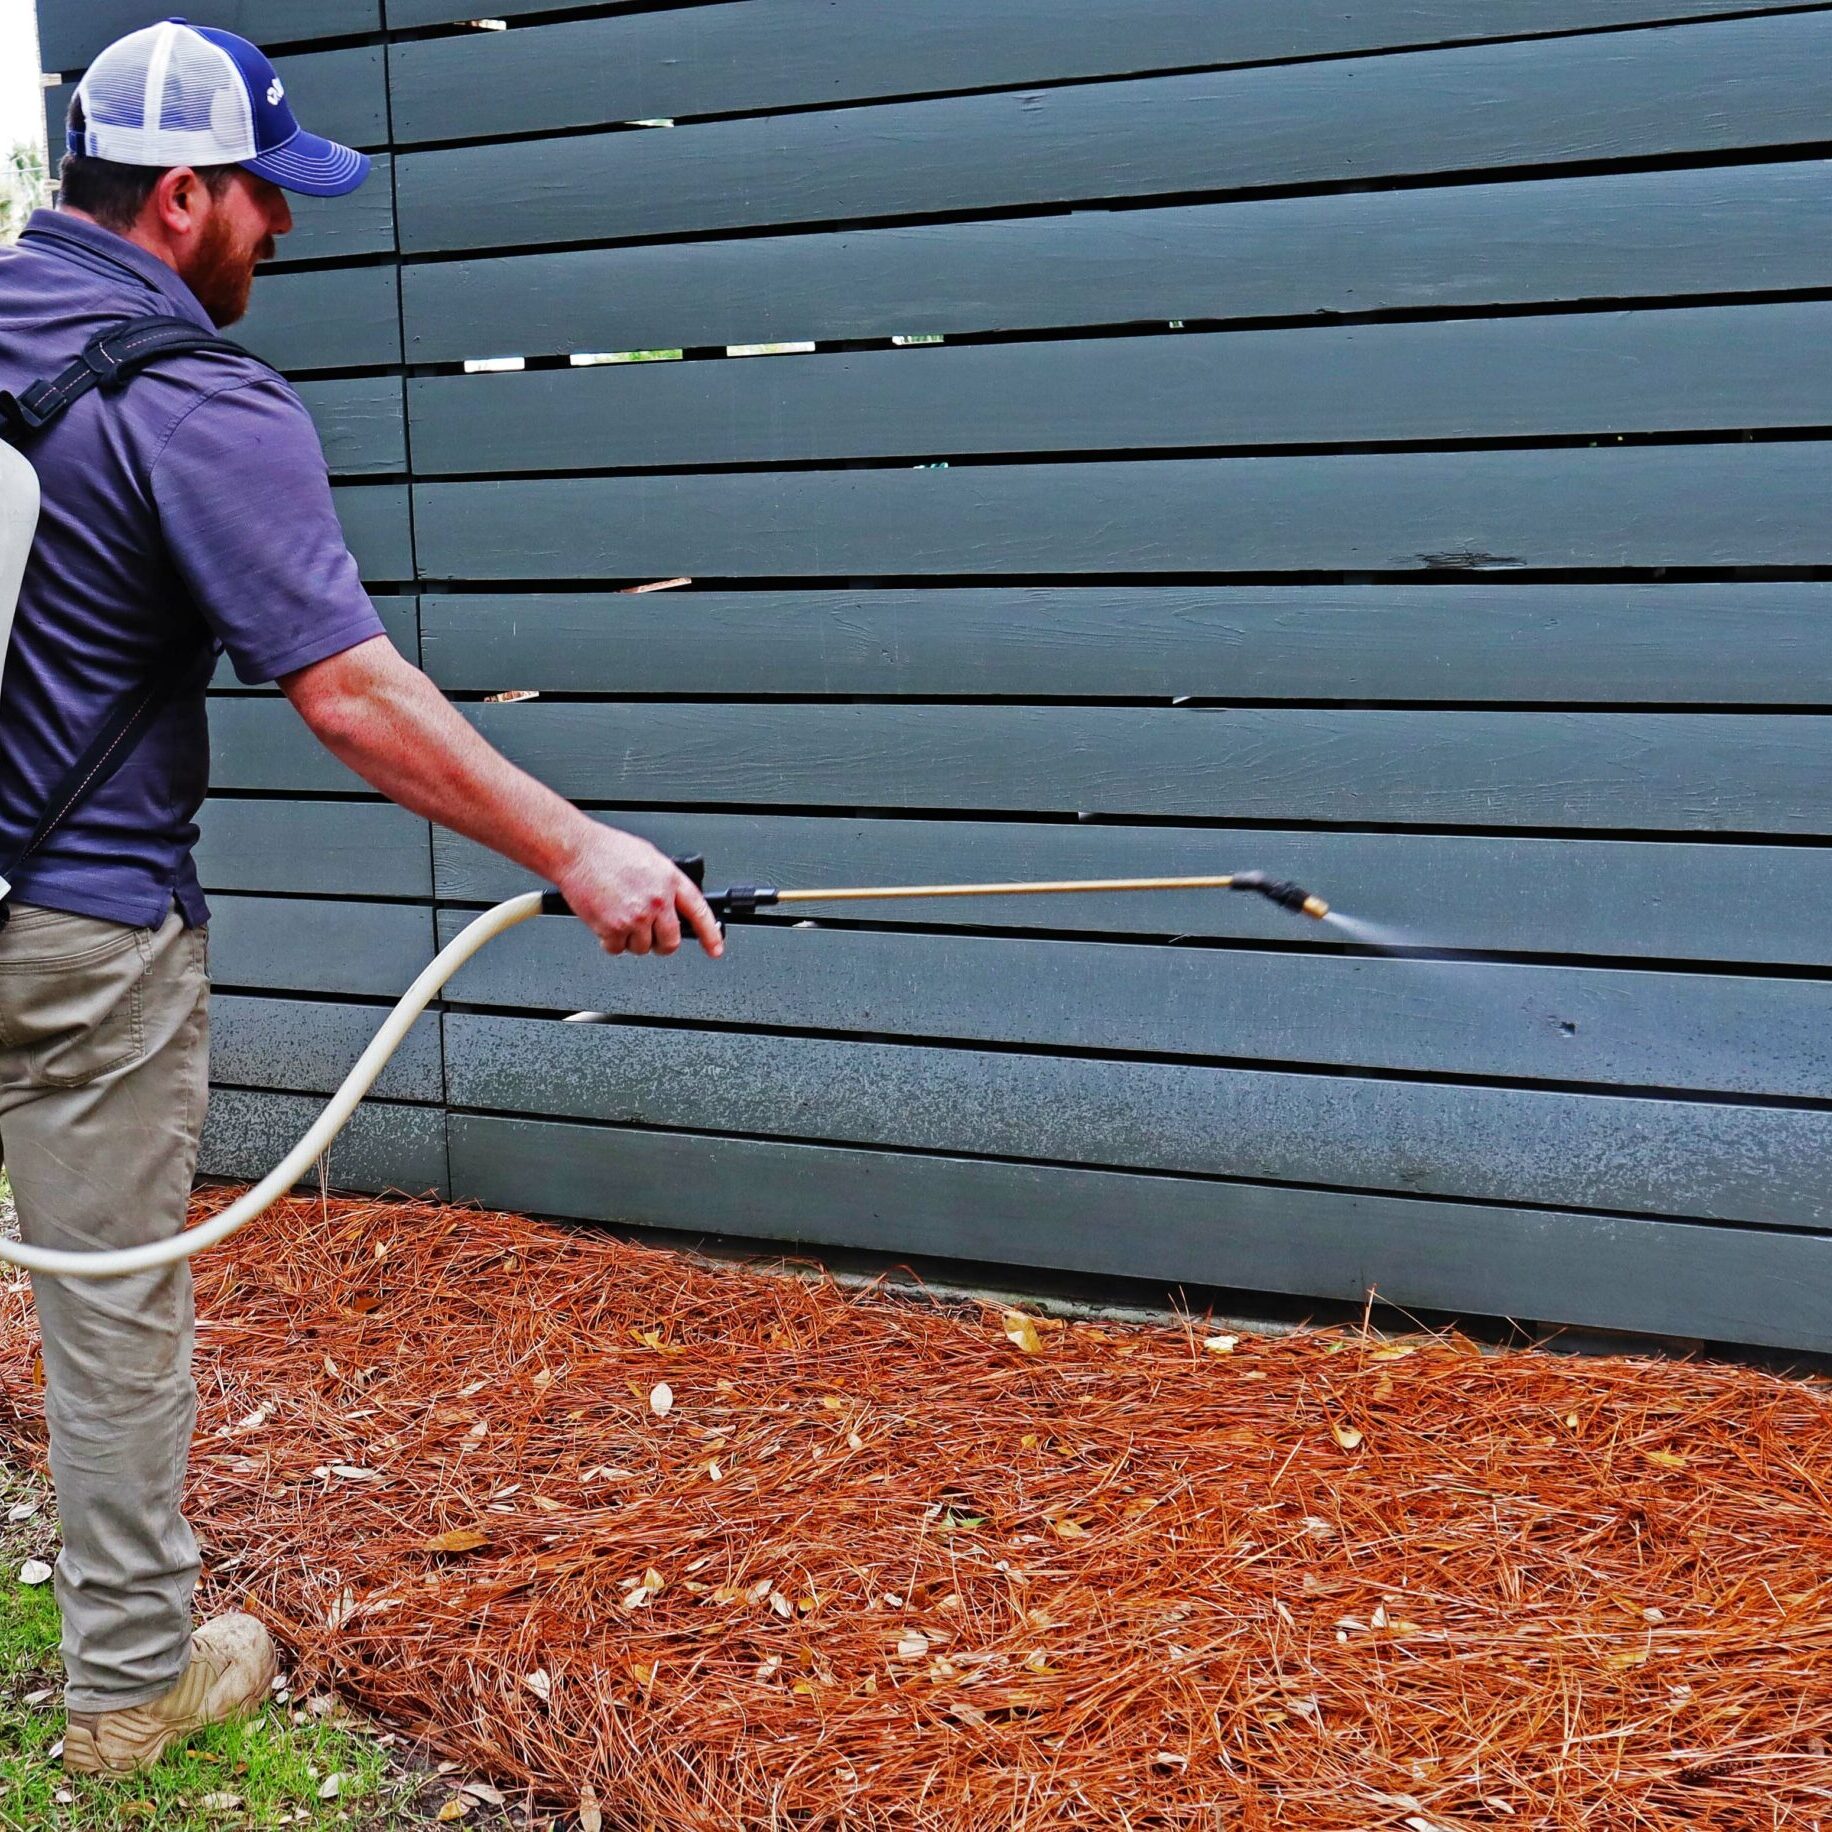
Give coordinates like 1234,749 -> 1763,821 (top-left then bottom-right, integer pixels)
176,172 -> 292,327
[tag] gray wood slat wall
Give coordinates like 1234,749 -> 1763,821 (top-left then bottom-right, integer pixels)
40,1 -> 1832,1345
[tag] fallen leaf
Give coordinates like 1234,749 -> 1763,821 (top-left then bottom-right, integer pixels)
200,1793 -> 243,1812
1370,1343 -> 1416,1362
422,1529 -> 490,1555
897,1631 -> 930,1660
437,1800 -> 471,1823
18,1560 -> 51,1587
649,1383 -> 675,1419
1607,1646 -> 1651,1669
1644,1449 -> 1688,1470
755,1655 -> 781,1681
819,1396 -> 847,1412
1050,1518 -> 1089,1541
1203,1335 -> 1238,1356
523,1668 -> 553,1701
328,1465 -> 377,1482
579,1782 -> 603,1832
317,1774 -> 344,1800
461,1781 -> 506,1806
1002,1311 -> 1044,1355
770,1591 -> 793,1618
5,1502 -> 36,1523
1331,1421 -> 1365,1452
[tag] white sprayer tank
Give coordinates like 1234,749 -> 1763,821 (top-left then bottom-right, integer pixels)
0,438 -> 40,709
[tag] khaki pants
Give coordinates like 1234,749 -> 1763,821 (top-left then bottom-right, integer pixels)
0,904 -> 208,1712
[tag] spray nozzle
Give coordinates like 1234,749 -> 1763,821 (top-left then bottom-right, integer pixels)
1229,872 -> 1330,920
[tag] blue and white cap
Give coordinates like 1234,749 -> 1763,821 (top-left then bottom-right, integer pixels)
68,17 -> 371,197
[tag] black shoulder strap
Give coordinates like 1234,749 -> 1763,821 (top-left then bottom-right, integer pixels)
0,316 -> 261,919
0,315 -> 254,447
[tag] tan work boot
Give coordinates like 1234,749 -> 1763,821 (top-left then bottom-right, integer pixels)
63,1614 -> 277,1775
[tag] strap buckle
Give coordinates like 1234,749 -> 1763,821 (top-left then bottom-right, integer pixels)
82,340 -> 127,386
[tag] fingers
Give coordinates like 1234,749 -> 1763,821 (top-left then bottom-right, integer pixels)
678,877 -> 726,959
653,902 -> 683,956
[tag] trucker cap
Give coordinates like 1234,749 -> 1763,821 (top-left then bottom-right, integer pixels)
67,17 -> 371,198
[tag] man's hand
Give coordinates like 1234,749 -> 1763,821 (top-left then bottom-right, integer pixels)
555,827 -> 724,959
280,638 -> 722,961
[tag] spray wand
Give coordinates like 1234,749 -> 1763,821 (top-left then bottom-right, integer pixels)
1,857 -> 1329,1280
547,859 -> 1331,926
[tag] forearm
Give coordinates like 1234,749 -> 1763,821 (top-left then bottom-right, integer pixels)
280,637 -> 592,884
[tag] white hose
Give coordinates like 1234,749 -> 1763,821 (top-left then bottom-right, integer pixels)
1,893 -> 547,1281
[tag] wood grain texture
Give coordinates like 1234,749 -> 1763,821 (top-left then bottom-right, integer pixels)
37,1 -> 378,72
401,160 -> 1832,361
445,1014 -> 1832,1230
410,302 -> 1832,473
272,157 -> 395,264
296,376 -> 406,477
239,266 -> 403,375
204,1090 -> 447,1197
417,584 -> 1832,704
216,995 -> 441,1102
445,1115 -> 1832,1352
435,915 -> 1832,1099
411,442 -> 1832,579
385,0 -> 1810,145
332,484 -> 413,583
395,14 -> 1832,252
389,0 -> 1801,23
197,800 -> 429,897
432,818 -> 1832,968
209,696 -> 1832,832
210,896 -> 435,999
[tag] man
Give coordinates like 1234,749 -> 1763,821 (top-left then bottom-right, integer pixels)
0,18 -> 720,1774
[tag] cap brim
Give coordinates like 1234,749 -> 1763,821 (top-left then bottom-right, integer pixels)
243,129 -> 371,198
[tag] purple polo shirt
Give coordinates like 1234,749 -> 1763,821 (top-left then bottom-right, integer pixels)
0,210 -> 385,929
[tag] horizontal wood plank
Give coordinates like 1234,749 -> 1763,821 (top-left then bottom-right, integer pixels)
411,442 -> 1832,579
196,799 -> 430,897
239,266 -> 402,375
214,696 -> 1832,833
385,0 -> 1809,146
446,1115 -> 1832,1352
446,1014 -> 1832,1230
418,584 -> 1832,704
216,995 -> 441,1102
402,160 -> 1832,361
204,1089 -> 447,1197
210,896 -> 435,999
395,14 -> 1832,252
333,484 -> 413,583
433,818 -> 1832,968
296,376 -> 405,477
410,301 -> 1832,473
273,156 -> 395,265
437,916 -> 1832,1099
38,2 -> 378,72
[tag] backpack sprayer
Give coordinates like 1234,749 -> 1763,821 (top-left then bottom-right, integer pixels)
0,322 -> 1333,1281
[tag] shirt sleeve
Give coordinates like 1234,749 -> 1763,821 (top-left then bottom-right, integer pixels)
149,373 -> 389,684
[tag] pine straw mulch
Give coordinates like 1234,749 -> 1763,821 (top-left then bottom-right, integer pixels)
1,1189 -> 1831,1830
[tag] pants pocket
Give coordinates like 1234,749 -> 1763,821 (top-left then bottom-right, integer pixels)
0,909 -> 150,1090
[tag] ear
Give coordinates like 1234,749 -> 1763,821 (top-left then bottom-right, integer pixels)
147,165 -> 215,239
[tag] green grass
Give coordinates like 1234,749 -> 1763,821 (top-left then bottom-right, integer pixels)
0,1466 -> 514,1830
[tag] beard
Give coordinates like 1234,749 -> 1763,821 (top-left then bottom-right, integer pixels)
179,211 -> 273,328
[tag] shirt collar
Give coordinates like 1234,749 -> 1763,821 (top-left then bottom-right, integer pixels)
19,210 -> 214,329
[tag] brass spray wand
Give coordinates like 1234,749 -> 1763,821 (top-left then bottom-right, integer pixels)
546,860 -> 1331,926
